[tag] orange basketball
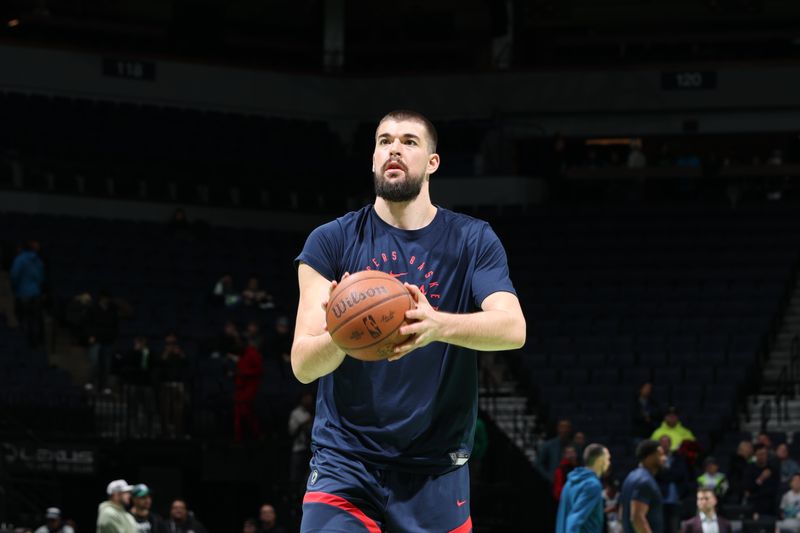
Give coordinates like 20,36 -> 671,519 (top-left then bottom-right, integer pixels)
326,270 -> 415,361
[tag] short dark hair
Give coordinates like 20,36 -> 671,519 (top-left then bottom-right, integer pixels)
583,444 -> 607,467
697,487 -> 716,497
378,110 -> 438,152
636,439 -> 661,462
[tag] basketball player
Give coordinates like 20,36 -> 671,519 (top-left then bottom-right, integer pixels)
292,110 -> 526,533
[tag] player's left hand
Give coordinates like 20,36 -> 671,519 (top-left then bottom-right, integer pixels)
388,283 -> 444,362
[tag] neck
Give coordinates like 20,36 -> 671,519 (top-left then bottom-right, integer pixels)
590,464 -> 604,477
700,509 -> 715,518
641,462 -> 657,475
373,183 -> 436,230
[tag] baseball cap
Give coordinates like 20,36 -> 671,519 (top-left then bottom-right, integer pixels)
45,508 -> 61,519
107,479 -> 134,495
132,484 -> 151,498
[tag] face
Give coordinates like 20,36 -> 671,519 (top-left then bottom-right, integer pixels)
640,383 -> 652,398
792,476 -> 800,492
133,495 -> 152,510
647,447 -> 667,472
222,274 -> 232,286
659,436 -> 672,453
113,492 -> 131,506
596,449 -> 611,476
260,505 -> 276,525
243,523 -> 258,533
247,277 -> 259,290
756,448 -> 769,465
778,443 -> 789,460
665,413 -> 678,427
739,441 -> 754,458
573,432 -> 586,448
705,463 -> 718,475
46,518 -> 61,529
373,119 -> 439,203
696,491 -> 716,514
166,333 -> 177,344
556,420 -> 572,440
563,447 -> 577,464
171,501 -> 187,521
247,322 -> 259,335
758,433 -> 772,448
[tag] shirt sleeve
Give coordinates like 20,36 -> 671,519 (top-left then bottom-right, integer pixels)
471,223 -> 516,308
295,220 -> 344,281
630,479 -> 656,505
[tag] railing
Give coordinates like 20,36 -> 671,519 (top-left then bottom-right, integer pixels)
766,334 -> 800,431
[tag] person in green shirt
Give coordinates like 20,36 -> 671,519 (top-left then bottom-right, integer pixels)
650,406 -> 695,451
96,479 -> 138,533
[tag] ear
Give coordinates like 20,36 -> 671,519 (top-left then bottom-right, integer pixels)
427,153 -> 440,175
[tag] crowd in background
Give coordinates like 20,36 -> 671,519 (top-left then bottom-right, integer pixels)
538,382 -> 800,532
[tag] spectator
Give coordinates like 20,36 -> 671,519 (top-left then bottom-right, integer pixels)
129,484 -> 165,533
233,345 -> 264,443
156,331 -> 188,439
538,419 -> 573,480
656,435 -> 690,533
212,274 -> 239,308
215,320 -> 244,360
729,440 -> 754,503
621,440 -> 667,533
165,500 -> 206,533
605,480 -> 622,533
117,337 -> 157,437
679,488 -> 732,533
573,431 -> 586,461
627,139 -> 647,168
34,508 -> 74,533
650,406 -> 695,451
97,479 -> 137,533
778,443 -> 800,487
633,382 -> 661,439
242,519 -> 258,533
555,444 -> 611,533
244,320 -> 264,351
288,391 -> 314,491
258,504 -> 285,533
553,445 -> 579,501
86,290 -> 119,394
777,473 -> 800,532
744,444 -> 780,519
10,240 -> 45,348
757,431 -> 775,455
697,456 -> 729,499
241,276 -> 274,310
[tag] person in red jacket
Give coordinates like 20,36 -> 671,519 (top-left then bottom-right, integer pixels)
553,445 -> 579,501
233,345 -> 264,443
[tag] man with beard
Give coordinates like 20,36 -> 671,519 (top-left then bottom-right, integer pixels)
621,440 -> 668,533
129,484 -> 166,533
292,110 -> 526,532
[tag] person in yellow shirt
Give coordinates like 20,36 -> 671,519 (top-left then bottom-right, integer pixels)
650,406 -> 695,451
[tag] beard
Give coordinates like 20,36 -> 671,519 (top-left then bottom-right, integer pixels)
373,168 -> 426,202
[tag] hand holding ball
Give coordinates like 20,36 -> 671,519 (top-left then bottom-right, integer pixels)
326,271 -> 416,361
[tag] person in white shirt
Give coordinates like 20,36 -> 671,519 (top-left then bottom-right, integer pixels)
777,473 -> 800,533
34,507 -> 74,533
679,488 -> 731,533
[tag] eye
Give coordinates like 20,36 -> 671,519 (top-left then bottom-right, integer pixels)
404,140 -> 417,146
378,139 -> 390,145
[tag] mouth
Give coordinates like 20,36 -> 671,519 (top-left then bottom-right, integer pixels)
384,161 -> 406,173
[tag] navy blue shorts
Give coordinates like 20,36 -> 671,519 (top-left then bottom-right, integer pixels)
300,447 -> 472,533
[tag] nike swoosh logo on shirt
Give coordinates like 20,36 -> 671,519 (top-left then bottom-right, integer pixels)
388,271 -> 407,278
456,500 -> 467,507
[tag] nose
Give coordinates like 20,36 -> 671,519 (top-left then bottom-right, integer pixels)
389,138 -> 402,155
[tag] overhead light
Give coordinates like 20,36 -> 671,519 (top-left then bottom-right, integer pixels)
7,19 -> 20,28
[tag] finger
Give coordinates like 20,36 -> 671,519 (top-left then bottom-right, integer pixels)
394,334 -> 422,354
404,308 -> 425,321
404,282 -> 422,298
342,272 -> 350,280
399,322 -> 423,336
387,351 -> 408,362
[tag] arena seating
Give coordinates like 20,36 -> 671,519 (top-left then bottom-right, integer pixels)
478,207 -> 800,477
